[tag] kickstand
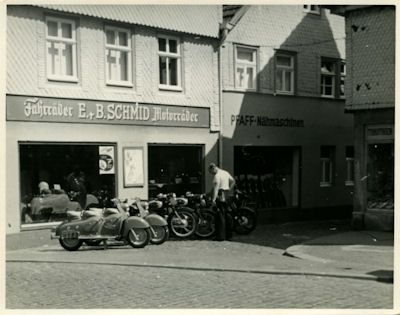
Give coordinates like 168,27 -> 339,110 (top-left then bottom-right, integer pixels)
103,239 -> 108,250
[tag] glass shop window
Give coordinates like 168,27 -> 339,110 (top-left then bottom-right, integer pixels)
345,146 -> 355,186
148,145 -> 204,198
19,143 -> 116,226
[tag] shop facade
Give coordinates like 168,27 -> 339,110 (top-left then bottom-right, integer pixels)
6,5 -> 221,234
220,6 -> 354,220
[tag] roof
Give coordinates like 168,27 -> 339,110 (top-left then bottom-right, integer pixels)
35,5 -> 222,38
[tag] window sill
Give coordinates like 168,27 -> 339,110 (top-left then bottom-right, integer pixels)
275,91 -> 294,96
106,81 -> 133,88
345,181 -> 354,186
320,183 -> 332,187
48,76 -> 78,83
159,85 -> 183,92
321,95 -> 335,99
234,87 -> 257,92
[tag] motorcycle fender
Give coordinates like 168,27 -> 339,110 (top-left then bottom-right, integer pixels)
146,213 -> 168,226
238,206 -> 258,216
123,217 -> 150,238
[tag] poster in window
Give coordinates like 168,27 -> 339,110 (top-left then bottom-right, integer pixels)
123,147 -> 144,187
99,146 -> 115,175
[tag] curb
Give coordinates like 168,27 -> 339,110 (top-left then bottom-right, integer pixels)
6,258 -> 393,283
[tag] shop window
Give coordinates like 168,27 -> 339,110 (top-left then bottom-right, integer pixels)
234,146 -> 300,209
158,35 -> 182,90
148,145 -> 203,198
235,46 -> 257,90
275,52 -> 295,95
20,143 -> 116,226
105,26 -> 132,86
46,16 -> 78,82
367,143 -> 394,210
320,146 -> 335,187
320,58 -> 345,99
345,146 -> 355,186
303,5 -> 321,14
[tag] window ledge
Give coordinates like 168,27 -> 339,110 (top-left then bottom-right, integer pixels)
159,85 -> 183,92
345,181 -> 354,186
276,91 -> 294,96
48,76 -> 78,83
320,183 -> 332,187
106,81 -> 133,88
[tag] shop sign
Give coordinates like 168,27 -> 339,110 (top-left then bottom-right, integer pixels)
99,146 -> 115,175
366,125 -> 394,140
231,115 -> 304,127
6,95 -> 210,128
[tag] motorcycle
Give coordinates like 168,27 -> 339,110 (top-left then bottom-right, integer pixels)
229,189 -> 258,235
185,192 -> 216,238
149,193 -> 197,238
51,198 -> 151,251
123,197 -> 169,245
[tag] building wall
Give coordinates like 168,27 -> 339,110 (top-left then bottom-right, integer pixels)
344,6 -> 395,108
221,5 -> 346,96
6,5 -> 221,130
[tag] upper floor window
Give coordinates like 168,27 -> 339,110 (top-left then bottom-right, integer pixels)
46,16 -> 77,82
158,35 -> 182,90
275,53 -> 295,95
235,46 -> 257,90
303,5 -> 320,14
320,58 -> 346,99
345,146 -> 355,186
105,26 -> 132,86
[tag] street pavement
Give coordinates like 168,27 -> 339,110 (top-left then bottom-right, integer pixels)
5,220 -> 395,309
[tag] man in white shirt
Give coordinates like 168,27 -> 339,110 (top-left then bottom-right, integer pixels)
208,163 -> 236,241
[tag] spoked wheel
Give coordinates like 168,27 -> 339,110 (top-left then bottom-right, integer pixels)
168,209 -> 197,238
84,240 -> 103,246
195,209 -> 216,238
150,225 -> 169,245
59,238 -> 83,251
127,228 -> 150,248
233,208 -> 257,235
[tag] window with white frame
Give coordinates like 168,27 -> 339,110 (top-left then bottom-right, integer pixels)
320,59 -> 336,98
105,26 -> 132,86
158,36 -> 181,90
235,46 -> 257,90
339,62 -> 346,99
345,146 -> 355,186
303,5 -> 320,14
320,146 -> 335,187
275,53 -> 295,95
46,16 -> 77,82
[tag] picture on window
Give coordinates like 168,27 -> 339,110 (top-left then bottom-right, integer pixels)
123,147 -> 144,187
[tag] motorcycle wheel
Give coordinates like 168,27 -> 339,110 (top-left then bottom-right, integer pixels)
233,208 -> 257,235
195,209 -> 216,238
168,208 -> 197,238
127,228 -> 150,248
150,225 -> 169,245
84,240 -> 103,246
59,238 -> 83,251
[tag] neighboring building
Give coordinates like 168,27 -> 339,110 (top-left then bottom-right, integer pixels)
6,5 -> 222,234
329,5 -> 395,231
220,5 -> 354,221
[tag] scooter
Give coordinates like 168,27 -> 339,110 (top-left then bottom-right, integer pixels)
123,197 -> 169,245
51,198 -> 151,251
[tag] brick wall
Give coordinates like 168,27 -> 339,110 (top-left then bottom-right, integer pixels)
222,5 -> 346,97
345,6 -> 395,108
6,6 -> 221,130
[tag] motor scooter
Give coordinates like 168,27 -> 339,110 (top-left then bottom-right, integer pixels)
123,197 -> 169,245
51,198 -> 151,251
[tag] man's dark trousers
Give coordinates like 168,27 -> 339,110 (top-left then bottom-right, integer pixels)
214,200 -> 233,241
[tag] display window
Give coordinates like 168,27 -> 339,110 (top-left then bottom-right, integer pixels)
148,144 -> 204,198
234,146 -> 300,209
19,142 -> 117,226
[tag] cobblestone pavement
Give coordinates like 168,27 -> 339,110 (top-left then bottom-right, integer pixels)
7,261 -> 393,309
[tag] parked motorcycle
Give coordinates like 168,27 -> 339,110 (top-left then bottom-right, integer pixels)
229,189 -> 258,235
185,192 -> 216,238
149,193 -> 197,238
123,197 -> 169,245
51,198 -> 151,251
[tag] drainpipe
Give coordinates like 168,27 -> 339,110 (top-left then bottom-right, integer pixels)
218,43 -> 223,167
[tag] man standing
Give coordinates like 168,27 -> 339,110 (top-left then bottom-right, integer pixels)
208,163 -> 236,241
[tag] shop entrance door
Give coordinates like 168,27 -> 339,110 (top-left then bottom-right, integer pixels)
148,144 -> 204,198
234,146 -> 300,209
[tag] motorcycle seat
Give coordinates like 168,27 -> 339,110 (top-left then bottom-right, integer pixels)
104,208 -> 119,216
66,210 -> 82,220
148,200 -> 162,210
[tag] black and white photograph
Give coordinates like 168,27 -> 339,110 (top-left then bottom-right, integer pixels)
2,1 -> 398,313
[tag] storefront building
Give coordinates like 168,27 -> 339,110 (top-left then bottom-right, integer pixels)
6,5 -> 221,234
220,6 -> 354,220
329,6 -> 395,231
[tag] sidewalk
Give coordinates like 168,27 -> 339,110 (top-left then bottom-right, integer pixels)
6,220 -> 394,282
